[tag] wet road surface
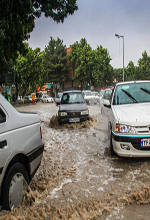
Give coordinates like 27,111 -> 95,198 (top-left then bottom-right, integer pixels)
1,102 -> 150,219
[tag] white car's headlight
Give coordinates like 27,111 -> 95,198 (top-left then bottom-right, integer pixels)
81,110 -> 89,115
59,112 -> 67,117
115,124 -> 136,133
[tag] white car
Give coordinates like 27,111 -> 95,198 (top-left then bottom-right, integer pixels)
0,94 -> 44,210
82,90 -> 97,105
104,81 -> 150,157
92,92 -> 99,104
41,95 -> 54,103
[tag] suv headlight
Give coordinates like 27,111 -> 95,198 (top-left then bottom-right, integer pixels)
115,124 -> 136,133
59,112 -> 67,117
81,110 -> 89,115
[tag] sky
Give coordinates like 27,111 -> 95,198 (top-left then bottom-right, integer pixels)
27,0 -> 150,69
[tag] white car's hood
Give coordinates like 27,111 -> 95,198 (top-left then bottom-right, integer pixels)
113,103 -> 150,126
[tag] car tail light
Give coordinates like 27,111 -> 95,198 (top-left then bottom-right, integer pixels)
40,126 -> 42,139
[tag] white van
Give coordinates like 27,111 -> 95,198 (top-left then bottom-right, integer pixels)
104,81 -> 150,157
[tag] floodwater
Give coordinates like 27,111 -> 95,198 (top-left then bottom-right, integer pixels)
1,102 -> 150,219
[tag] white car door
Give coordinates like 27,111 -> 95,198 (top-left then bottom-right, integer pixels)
0,105 -> 11,182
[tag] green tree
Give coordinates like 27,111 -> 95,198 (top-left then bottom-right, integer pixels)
43,37 -> 70,86
0,0 -> 78,84
69,38 -> 93,88
92,45 -> 113,87
69,39 -> 113,88
14,43 -> 44,97
113,68 -> 123,82
125,61 -> 137,81
138,51 -> 150,80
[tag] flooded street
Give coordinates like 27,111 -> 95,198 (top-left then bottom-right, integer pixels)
1,102 -> 150,219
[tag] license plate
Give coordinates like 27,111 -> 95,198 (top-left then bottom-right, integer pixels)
69,118 -> 80,123
141,139 -> 150,147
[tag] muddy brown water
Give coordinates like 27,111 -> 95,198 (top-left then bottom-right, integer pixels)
1,102 -> 150,219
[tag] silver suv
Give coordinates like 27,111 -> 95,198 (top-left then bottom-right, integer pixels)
58,90 -> 89,125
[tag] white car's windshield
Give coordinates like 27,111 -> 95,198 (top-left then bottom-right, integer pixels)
113,82 -> 150,105
61,92 -> 84,104
84,92 -> 93,96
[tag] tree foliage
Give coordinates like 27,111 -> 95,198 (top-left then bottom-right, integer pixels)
69,38 -> 93,88
0,0 -> 78,84
114,51 -> 150,83
14,43 -> 44,97
138,51 -> 150,80
43,37 -> 70,85
113,68 -> 123,82
92,45 -> 113,87
69,38 -> 113,88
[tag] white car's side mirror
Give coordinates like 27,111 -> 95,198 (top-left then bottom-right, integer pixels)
103,99 -> 111,108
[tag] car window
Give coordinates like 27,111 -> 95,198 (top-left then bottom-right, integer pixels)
0,108 -> 6,123
103,90 -> 112,100
113,82 -> 150,105
61,92 -> 84,104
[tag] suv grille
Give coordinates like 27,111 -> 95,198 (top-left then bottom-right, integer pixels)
67,112 -> 81,116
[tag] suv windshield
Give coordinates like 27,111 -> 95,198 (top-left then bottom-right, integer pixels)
113,82 -> 150,105
61,92 -> 84,104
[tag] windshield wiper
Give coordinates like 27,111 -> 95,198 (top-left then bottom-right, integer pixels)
122,89 -> 138,103
140,87 -> 150,95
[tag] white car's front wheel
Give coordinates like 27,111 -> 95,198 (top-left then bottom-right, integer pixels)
2,163 -> 29,210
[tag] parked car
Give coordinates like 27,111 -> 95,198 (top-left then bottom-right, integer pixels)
82,90 -> 97,105
100,88 -> 113,114
41,95 -> 54,103
55,93 -> 63,106
58,90 -> 89,125
0,94 -> 44,210
24,96 -> 32,103
104,81 -> 150,157
92,92 -> 99,104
